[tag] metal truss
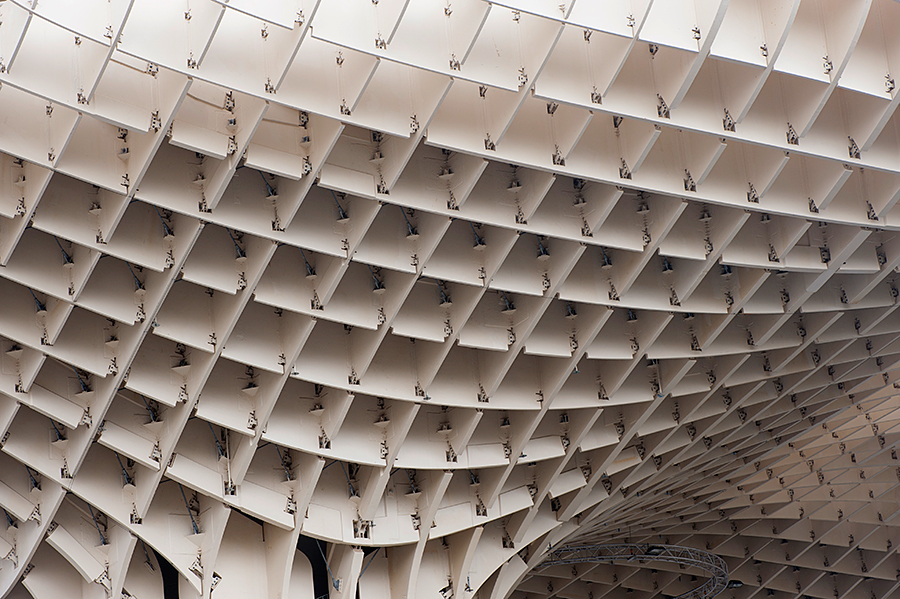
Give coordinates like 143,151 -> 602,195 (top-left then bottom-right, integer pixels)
539,544 -> 729,599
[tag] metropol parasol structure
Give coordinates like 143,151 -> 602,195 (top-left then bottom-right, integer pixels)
0,1 -> 900,599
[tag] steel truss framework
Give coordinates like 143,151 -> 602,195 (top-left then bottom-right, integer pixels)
0,1 -> 898,599
539,544 -> 729,599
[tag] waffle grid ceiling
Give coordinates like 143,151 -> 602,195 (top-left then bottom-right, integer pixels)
1,1 -> 900,599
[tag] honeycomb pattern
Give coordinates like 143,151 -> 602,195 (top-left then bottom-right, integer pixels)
0,1 -> 899,599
